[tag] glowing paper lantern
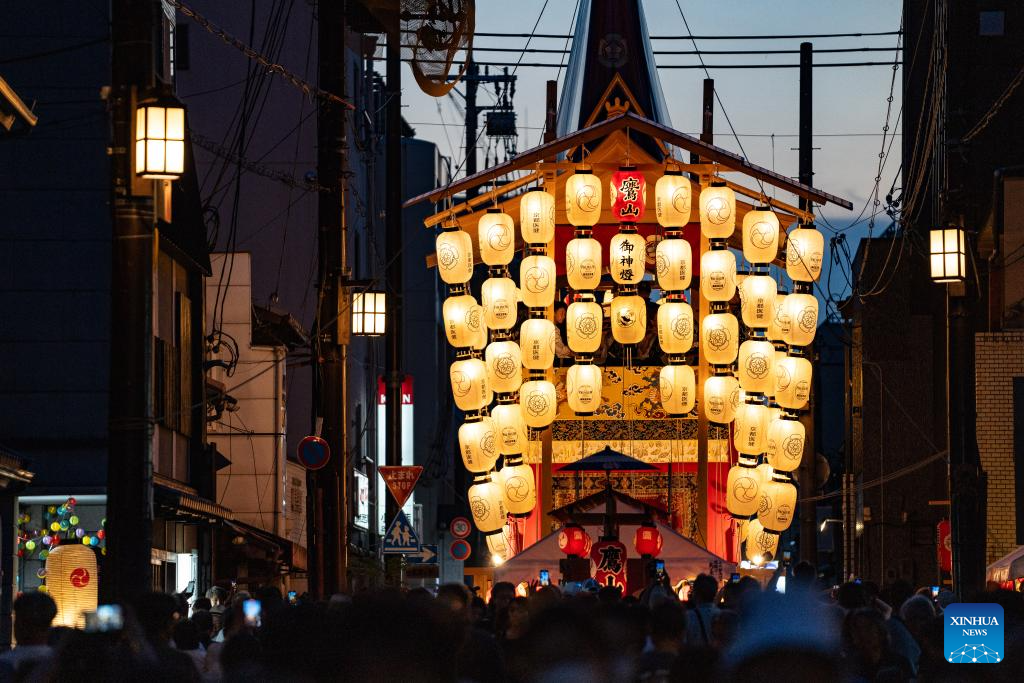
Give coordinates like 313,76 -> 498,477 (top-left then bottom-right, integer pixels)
660,364 -> 695,415
700,249 -> 737,302
487,532 -> 510,560
699,183 -> 736,239
459,417 -> 498,473
520,379 -> 557,428
590,539 -> 628,590
726,462 -> 762,518
786,226 -> 825,282
775,355 -> 813,410
468,474 -> 508,533
482,277 -> 518,330
520,189 -> 555,244
567,363 -> 603,415
657,301 -> 694,355
478,210 -> 515,266
610,230 -> 647,285
656,237 -> 692,291
705,375 -> 739,424
742,209 -> 781,264
135,97 -> 185,179
745,518 -> 780,562
768,293 -> 790,343
781,293 -> 818,347
701,312 -> 739,366
485,340 -> 522,394
734,401 -> 771,455
449,356 -> 488,411
558,524 -> 591,557
565,171 -> 602,226
740,275 -> 777,329
520,254 -> 556,309
436,228 -> 474,284
610,167 -> 646,222
757,476 -> 798,533
610,295 -> 647,345
633,524 -> 664,557
491,403 -> 528,456
767,416 -> 806,472
737,339 -> 775,394
499,455 -> 537,516
45,544 -> 98,628
566,300 -> 603,354
655,172 -> 693,227
566,237 -> 602,291
520,318 -> 556,369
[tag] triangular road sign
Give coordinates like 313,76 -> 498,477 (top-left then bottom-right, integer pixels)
378,466 -> 423,508
383,510 -> 421,554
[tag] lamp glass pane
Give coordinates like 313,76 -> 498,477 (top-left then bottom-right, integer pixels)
146,140 -> 165,172
166,106 -> 185,139
166,140 -> 185,174
146,106 -> 165,138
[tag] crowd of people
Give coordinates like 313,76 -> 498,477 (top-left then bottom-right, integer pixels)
0,564 -> 1021,682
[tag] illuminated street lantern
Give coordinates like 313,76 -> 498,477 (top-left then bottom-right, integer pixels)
929,226 -> 967,282
135,95 -> 186,179
351,291 -> 386,336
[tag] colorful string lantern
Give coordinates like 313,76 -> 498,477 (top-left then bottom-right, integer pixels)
520,318 -> 556,370
565,170 -> 603,226
492,402 -> 528,456
449,354 -> 489,411
742,208 -> 780,264
436,224 -> 474,285
610,166 -> 646,222
656,235 -> 692,291
786,225 -> 825,282
699,182 -> 736,239
46,544 -> 98,628
700,249 -> 737,302
468,473 -> 508,534
458,416 -> 498,473
660,363 -> 695,415
655,171 -> 693,227
566,237 -> 602,291
740,275 -> 777,329
566,300 -> 603,354
775,355 -> 813,410
609,227 -> 646,285
558,524 -> 591,557
481,276 -> 518,330
633,523 -> 664,557
520,379 -> 557,428
567,363 -> 603,415
499,455 -> 537,516
590,539 -> 629,590
781,293 -> 818,348
443,293 -> 483,348
657,300 -> 694,355
520,254 -> 556,308
701,312 -> 739,366
767,415 -> 806,472
610,294 -> 647,345
704,374 -> 739,424
737,339 -> 775,395
478,210 -> 515,266
520,188 -> 555,244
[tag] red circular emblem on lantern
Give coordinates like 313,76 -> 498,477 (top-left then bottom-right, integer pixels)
610,167 -> 647,222
633,524 -> 664,558
70,567 -> 90,588
557,524 -> 591,557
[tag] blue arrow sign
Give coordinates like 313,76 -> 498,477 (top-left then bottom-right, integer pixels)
383,510 -> 421,554
405,544 -> 438,565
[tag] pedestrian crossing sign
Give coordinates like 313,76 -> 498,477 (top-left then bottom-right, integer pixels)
383,510 -> 421,554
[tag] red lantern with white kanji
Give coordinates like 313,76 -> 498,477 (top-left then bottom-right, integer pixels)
590,539 -> 628,589
633,524 -> 663,558
610,167 -> 646,222
557,524 -> 591,557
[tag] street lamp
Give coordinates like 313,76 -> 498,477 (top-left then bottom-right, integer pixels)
352,291 -> 387,336
929,227 -> 967,283
135,94 -> 186,179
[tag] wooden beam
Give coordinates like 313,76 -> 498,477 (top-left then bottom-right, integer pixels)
723,178 -> 813,223
423,171 -> 543,228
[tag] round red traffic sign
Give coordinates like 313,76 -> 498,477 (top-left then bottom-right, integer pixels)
449,539 -> 471,562
450,517 -> 471,539
297,436 -> 330,471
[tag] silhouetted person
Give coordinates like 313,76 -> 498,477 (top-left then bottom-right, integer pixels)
685,574 -> 719,647
0,591 -> 57,678
437,583 -> 505,683
841,608 -> 912,682
637,600 -> 686,682
132,591 -> 199,682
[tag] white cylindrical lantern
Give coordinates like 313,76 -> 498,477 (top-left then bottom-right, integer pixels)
436,228 -> 474,285
742,209 -> 781,264
757,476 -> 798,533
566,237 -> 602,291
46,544 -> 99,628
567,363 -> 603,414
705,375 -> 739,424
775,355 -> 813,410
745,518 -> 780,562
781,293 -> 818,347
443,294 -> 483,349
726,463 -> 763,518
565,171 -> 602,227
520,318 -> 556,370
740,275 -> 777,329
520,379 -> 557,428
655,172 -> 693,227
660,364 -> 695,415
520,254 -> 556,308
786,226 -> 825,282
699,183 -> 736,239
610,295 -> 647,345
459,417 -> 498,473
485,340 -> 522,394
609,230 -> 647,285
767,416 -> 805,472
566,300 -> 603,354
657,301 -> 694,355
656,237 -> 692,291
700,249 -> 737,302
701,312 -> 738,366
482,277 -> 518,330
486,531 -> 510,560
734,401 -> 771,455
478,210 -> 515,266
738,339 -> 775,395
768,293 -> 790,343
450,356 -> 488,411
492,403 -> 528,456
520,188 -> 555,244
468,474 -> 508,533
500,456 -> 537,516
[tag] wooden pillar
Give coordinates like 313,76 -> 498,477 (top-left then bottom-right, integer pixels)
694,80 -> 714,549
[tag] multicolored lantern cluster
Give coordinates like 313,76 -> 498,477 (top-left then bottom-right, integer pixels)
17,499 -> 106,567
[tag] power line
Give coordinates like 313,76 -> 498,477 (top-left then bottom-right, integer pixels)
446,45 -> 900,56
400,29 -> 902,41
402,58 -> 902,70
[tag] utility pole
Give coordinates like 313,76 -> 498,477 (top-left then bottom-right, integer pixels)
458,64 -> 516,197
314,0 -> 349,597
103,0 -> 156,603
695,78 -> 713,547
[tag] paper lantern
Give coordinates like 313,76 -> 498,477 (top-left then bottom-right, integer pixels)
734,401 -> 771,455
740,275 -> 777,329
768,293 -> 790,343
781,293 -> 818,347
660,364 -> 695,415
482,277 -> 518,330
656,237 -> 692,291
478,210 -> 515,266
520,379 -> 557,428
699,183 -> 736,239
468,474 -> 508,533
566,300 -> 603,354
705,375 -> 739,424
520,188 -> 555,244
565,171 -> 602,226
742,209 -> 781,264
558,524 -> 591,557
520,318 -> 556,369
610,295 -> 647,345
738,339 -> 775,394
567,363 -> 602,415
135,97 -> 185,179
786,226 -> 824,282
657,301 -> 694,355
745,518 -> 779,562
590,539 -> 628,590
610,230 -> 647,285
633,524 -> 664,557
45,544 -> 98,628
485,340 -> 522,394
566,237 -> 602,291
487,532 -> 510,560
520,254 -> 556,308
492,402 -> 528,456
442,294 -> 483,349
610,167 -> 646,222
775,355 -> 813,410
757,475 -> 798,533
726,462 -> 763,518
655,172 -> 693,227
930,227 -> 967,282
459,417 -> 499,473
436,228 -> 474,285
449,356 -> 489,411
767,416 -> 806,472
500,455 -> 537,516
700,249 -> 737,302
701,312 -> 738,365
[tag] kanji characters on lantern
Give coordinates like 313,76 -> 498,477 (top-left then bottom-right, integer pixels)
609,166 -> 646,222
590,539 -> 628,589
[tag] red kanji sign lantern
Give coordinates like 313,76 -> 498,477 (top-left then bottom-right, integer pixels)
590,539 -> 628,589
937,519 -> 952,573
557,524 -> 591,557
633,524 -> 663,558
610,167 -> 646,222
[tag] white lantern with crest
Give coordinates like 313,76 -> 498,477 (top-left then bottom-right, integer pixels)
520,188 -> 555,244
520,379 -> 557,428
500,455 -> 537,516
610,294 -> 647,345
436,226 -> 474,285
700,249 -> 737,302
745,518 -> 780,562
726,460 -> 763,518
660,364 -> 695,415
468,473 -> 508,533
737,339 -> 775,395
443,293 -> 483,349
781,293 -> 818,347
699,182 -> 736,239
520,254 -> 556,308
482,276 -> 518,330
775,355 -> 813,410
657,300 -> 694,355
767,415 -> 805,472
492,402 -> 528,456
704,374 -> 739,424
566,300 -> 603,354
449,355 -> 489,412
459,416 -> 498,473
701,312 -> 739,365
655,171 -> 693,226
566,237 -> 602,291
742,208 -> 781,264
786,226 -> 825,282
768,293 -> 790,343
757,475 -> 798,533
567,363 -> 602,415
485,339 -> 522,394
478,210 -> 515,266
565,171 -> 602,227
520,318 -> 556,369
